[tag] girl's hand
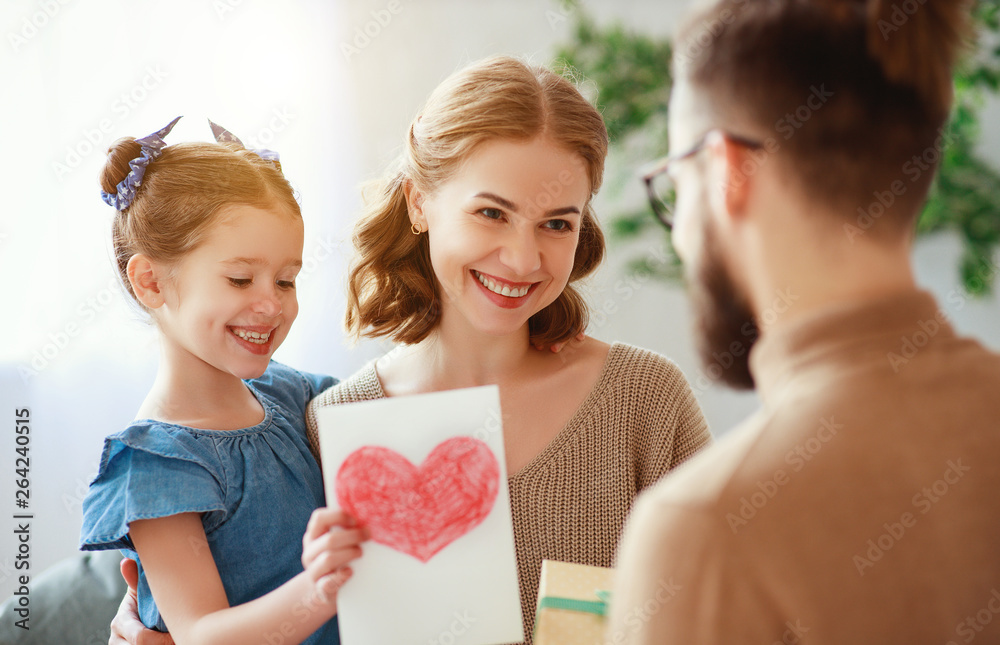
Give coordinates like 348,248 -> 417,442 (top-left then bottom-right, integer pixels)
110,558 -> 175,645
300,508 -> 369,605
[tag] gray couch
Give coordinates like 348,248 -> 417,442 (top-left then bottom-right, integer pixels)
0,550 -> 126,645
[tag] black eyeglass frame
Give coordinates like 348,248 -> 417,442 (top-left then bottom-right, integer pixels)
642,131 -> 766,230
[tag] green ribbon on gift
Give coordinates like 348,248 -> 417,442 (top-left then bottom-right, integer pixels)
537,590 -> 612,617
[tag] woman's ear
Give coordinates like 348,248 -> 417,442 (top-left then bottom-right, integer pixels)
127,254 -> 167,309
403,179 -> 427,230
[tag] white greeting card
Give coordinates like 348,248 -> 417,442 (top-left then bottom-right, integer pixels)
315,385 -> 524,645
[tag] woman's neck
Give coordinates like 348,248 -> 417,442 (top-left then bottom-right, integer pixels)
382,312 -> 536,395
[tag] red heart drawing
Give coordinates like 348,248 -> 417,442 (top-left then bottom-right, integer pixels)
335,437 -> 500,563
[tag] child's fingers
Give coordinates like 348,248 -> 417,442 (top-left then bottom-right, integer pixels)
303,508 -> 357,544
302,525 -> 369,566
302,530 -> 367,573
304,547 -> 363,588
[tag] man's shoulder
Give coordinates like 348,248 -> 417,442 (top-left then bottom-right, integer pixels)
640,410 -> 771,513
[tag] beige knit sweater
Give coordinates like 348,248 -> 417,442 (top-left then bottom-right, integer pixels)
305,342 -> 711,643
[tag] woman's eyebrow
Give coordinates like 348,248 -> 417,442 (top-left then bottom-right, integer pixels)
474,192 -> 518,211
474,192 -> 582,217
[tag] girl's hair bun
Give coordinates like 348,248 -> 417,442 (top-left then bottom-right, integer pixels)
100,137 -> 143,197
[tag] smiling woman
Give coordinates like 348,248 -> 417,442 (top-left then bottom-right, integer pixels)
306,55 -> 713,643
409,136 -> 592,334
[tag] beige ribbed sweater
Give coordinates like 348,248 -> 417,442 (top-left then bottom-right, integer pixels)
305,342 -> 711,643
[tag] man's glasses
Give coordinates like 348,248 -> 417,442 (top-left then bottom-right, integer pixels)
641,131 -> 765,230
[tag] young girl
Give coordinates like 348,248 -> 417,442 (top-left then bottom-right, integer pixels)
79,117 -> 366,645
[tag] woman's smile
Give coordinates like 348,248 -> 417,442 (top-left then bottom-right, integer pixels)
472,269 -> 539,300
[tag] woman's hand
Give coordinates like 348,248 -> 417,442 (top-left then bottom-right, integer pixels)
109,558 -> 175,645
300,508 -> 369,605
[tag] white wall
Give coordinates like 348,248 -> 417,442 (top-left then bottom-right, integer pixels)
1,0 -> 997,603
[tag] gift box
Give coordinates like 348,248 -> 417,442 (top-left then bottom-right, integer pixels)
534,559 -> 614,645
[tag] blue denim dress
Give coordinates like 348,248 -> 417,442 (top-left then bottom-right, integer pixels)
79,362 -> 340,644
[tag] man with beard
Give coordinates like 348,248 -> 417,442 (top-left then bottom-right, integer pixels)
607,0 -> 1000,643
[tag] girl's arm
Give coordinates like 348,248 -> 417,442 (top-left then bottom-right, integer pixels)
110,558 -> 175,645
130,509 -> 366,645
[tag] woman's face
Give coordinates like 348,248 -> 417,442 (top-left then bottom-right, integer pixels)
413,136 -> 592,338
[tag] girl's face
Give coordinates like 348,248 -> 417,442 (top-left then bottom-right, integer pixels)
155,205 -> 303,380
414,136 -> 592,338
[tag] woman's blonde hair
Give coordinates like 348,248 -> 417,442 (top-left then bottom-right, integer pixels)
100,139 -> 300,309
346,55 -> 609,347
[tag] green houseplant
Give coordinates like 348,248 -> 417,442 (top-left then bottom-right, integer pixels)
555,0 -> 1000,294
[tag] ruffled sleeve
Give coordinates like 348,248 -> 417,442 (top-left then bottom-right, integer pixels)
79,427 -> 227,552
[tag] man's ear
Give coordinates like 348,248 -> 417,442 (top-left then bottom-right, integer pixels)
403,179 -> 427,230
704,131 -> 755,227
127,254 -> 167,309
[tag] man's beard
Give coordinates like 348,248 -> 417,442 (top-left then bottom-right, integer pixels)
687,218 -> 758,390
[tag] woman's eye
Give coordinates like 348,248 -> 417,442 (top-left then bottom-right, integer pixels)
228,277 -> 252,287
544,219 -> 573,232
479,207 -> 504,220
277,280 -> 296,289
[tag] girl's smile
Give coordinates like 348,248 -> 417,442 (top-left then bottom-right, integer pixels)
228,325 -> 278,354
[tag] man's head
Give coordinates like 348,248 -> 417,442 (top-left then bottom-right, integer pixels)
665,0 -> 972,389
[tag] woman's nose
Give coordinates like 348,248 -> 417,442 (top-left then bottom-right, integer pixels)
498,229 -> 542,277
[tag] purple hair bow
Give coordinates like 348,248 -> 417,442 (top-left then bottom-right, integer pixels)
208,119 -> 282,172
100,115 -> 181,211
100,117 -> 284,212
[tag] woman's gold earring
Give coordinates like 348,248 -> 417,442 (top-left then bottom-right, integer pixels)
411,221 -> 423,235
